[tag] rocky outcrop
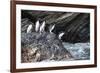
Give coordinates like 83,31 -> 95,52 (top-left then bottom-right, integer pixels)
21,19 -> 73,63
21,32 -> 73,63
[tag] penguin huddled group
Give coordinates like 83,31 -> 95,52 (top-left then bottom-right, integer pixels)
27,20 -> 65,40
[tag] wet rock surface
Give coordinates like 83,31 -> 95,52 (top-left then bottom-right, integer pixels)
63,43 -> 90,60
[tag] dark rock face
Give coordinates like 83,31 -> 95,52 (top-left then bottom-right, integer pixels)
22,10 -> 90,43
